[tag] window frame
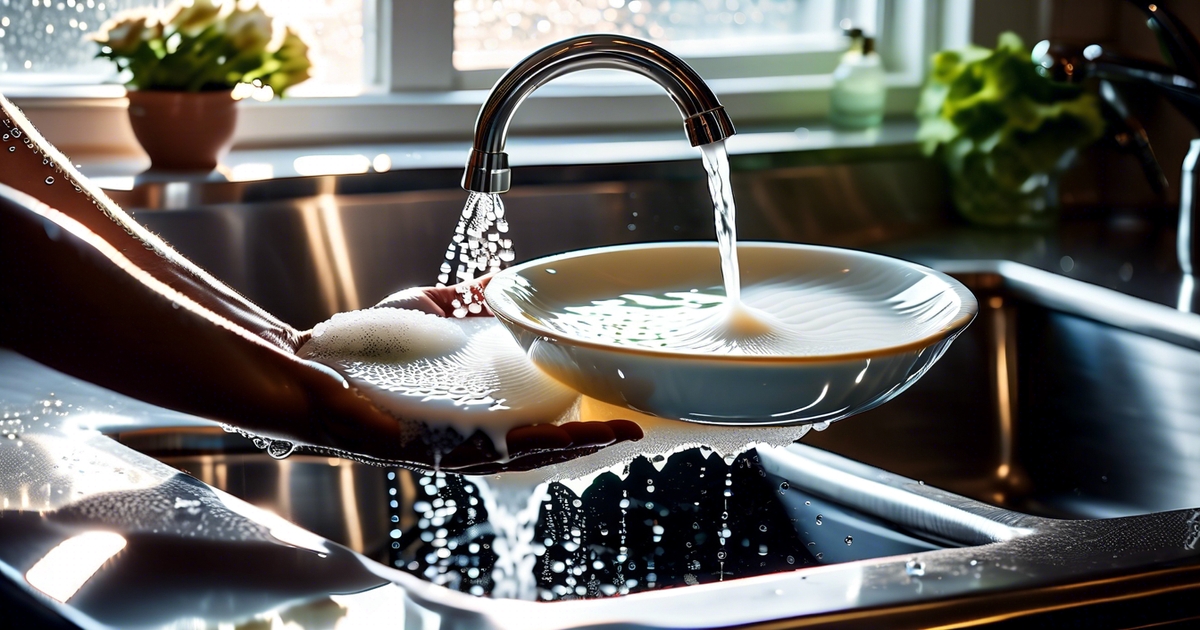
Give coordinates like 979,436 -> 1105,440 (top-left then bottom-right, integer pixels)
6,0 -> 973,157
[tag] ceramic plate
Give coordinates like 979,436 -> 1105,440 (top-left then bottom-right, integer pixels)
485,242 -> 977,425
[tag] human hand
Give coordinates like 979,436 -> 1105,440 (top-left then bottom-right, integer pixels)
323,277 -> 644,474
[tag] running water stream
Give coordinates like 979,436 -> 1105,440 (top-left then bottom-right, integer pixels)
700,140 -> 742,304
439,191 -> 513,316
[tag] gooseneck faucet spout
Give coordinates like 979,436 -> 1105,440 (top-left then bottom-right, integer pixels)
462,34 -> 736,193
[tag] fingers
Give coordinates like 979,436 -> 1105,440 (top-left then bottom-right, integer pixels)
439,419 -> 644,474
372,287 -> 447,316
372,275 -> 495,318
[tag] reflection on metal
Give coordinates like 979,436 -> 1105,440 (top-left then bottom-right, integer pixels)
987,295 -> 1018,484
227,162 -> 276,182
339,462 -> 365,553
298,194 -> 362,315
1181,273 -> 1196,313
277,457 -> 293,524
1180,139 -> 1198,276
317,194 -> 362,311
25,531 -> 127,603
936,261 -> 1200,352
294,155 -> 373,177
759,446 -> 1029,545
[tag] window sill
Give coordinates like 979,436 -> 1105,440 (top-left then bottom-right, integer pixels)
6,73 -> 922,160
82,119 -> 922,211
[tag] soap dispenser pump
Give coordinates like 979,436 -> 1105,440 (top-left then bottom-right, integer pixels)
830,28 -> 887,129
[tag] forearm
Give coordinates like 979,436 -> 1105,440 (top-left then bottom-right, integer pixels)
0,97 -> 300,352
0,185 -> 424,461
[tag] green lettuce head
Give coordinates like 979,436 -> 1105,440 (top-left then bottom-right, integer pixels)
917,33 -> 1105,226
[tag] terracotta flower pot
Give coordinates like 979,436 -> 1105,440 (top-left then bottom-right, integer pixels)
126,90 -> 238,172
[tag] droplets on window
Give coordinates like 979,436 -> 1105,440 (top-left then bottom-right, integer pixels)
452,0 -> 874,71
0,0 -> 364,96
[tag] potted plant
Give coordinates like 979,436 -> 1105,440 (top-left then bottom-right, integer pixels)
92,0 -> 312,171
917,33 -> 1105,227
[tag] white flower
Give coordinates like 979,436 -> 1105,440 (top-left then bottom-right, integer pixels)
225,3 -> 273,52
91,11 -> 153,55
167,0 -> 225,37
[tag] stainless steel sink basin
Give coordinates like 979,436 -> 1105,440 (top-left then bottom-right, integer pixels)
806,261 -> 1200,520
74,157 -> 1198,625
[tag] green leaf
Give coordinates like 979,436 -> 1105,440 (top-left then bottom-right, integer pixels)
916,31 -> 1105,187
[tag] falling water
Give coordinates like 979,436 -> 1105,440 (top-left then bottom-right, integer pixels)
470,474 -> 550,600
699,140 -> 741,305
439,191 -> 514,317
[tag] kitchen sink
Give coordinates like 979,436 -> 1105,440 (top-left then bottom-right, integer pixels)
4,155 -> 1200,627
126,163 -> 1200,525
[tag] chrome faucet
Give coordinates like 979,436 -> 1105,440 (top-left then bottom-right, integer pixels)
461,34 -> 735,194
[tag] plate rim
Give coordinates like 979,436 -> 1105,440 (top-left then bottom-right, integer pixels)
484,241 -> 979,364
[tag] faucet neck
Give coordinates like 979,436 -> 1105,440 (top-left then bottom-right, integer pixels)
463,35 -> 735,193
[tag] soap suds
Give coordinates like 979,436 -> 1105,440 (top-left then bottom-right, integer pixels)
299,310 -> 579,457
302,309 -> 468,362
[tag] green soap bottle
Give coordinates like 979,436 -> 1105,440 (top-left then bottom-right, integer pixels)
830,28 -> 887,129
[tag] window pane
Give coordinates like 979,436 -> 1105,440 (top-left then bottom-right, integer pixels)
0,0 -> 160,82
256,0 -> 363,96
0,0 -> 364,95
453,0 -> 875,71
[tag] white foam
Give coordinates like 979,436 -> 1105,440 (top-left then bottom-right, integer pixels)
301,308 -> 468,362
299,311 -> 579,457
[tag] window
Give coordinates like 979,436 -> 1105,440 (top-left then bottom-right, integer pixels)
0,0 -> 364,95
0,1 -> 971,152
453,0 -> 877,72
0,0 -> 147,82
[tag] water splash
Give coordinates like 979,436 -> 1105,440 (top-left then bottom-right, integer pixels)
699,140 -> 740,304
221,424 -> 297,461
439,192 -> 513,315
470,474 -> 549,600
905,558 -> 926,577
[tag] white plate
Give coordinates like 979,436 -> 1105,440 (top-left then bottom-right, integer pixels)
485,242 -> 977,425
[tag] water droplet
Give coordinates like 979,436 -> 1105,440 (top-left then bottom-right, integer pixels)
6,147 -> 12,152
44,177 -> 54,185
844,536 -> 853,546
905,559 -> 926,577
759,524 -> 768,532
266,440 -> 296,459
804,500 -> 811,506
815,514 -> 823,525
